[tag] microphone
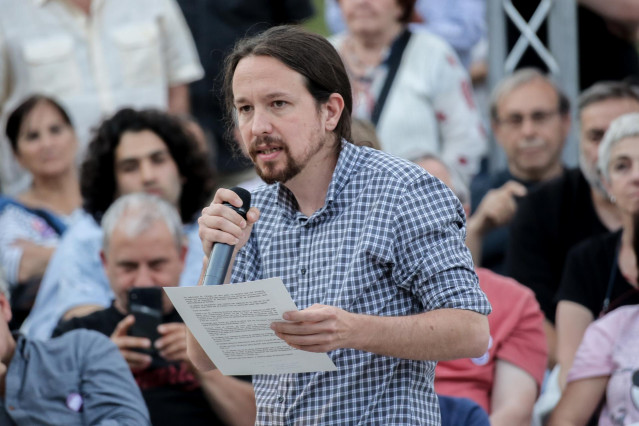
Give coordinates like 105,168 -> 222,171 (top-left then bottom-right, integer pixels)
203,187 -> 251,286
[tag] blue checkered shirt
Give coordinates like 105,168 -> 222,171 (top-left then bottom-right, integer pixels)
232,141 -> 491,425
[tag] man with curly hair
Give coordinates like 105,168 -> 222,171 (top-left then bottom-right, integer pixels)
21,108 -> 215,340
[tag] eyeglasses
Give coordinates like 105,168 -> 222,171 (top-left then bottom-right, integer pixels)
497,109 -> 560,130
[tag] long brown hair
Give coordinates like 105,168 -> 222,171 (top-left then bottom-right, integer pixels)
222,25 -> 353,145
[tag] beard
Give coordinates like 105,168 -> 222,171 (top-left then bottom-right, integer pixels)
248,132 -> 330,185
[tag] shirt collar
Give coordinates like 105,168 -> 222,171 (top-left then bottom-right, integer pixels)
325,140 -> 360,204
275,140 -> 361,221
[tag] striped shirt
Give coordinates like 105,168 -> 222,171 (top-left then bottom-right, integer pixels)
232,141 -> 491,425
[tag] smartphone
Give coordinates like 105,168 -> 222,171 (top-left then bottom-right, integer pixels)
128,287 -> 163,356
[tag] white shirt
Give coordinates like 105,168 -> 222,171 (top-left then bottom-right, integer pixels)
332,31 -> 487,185
0,0 -> 204,194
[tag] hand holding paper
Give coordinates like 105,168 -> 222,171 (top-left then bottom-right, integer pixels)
165,278 -> 337,375
271,304 -> 356,353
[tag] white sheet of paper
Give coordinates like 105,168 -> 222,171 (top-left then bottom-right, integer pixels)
164,278 -> 337,375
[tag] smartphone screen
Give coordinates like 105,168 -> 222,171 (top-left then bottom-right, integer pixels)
128,287 -> 163,355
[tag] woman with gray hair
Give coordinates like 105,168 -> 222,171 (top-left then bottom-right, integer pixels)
550,112 -> 639,423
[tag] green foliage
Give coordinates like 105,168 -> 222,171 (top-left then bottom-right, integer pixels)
303,0 -> 329,36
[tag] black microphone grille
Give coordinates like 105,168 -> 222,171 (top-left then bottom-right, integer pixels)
229,186 -> 251,218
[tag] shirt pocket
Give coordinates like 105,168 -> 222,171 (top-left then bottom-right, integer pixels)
111,21 -> 163,87
21,34 -> 82,95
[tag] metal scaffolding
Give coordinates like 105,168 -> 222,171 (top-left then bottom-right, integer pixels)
487,0 -> 580,171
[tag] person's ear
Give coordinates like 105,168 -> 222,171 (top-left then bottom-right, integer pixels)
323,93 -> 345,133
179,241 -> 188,264
100,250 -> 108,270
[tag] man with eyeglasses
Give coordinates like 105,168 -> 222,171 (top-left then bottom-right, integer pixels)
468,68 -> 571,276
505,81 -> 639,368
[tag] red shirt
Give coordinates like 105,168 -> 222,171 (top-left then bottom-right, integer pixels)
435,268 -> 548,412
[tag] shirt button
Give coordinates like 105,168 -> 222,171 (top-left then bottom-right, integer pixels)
300,268 -> 307,275
277,395 -> 284,403
8,406 -> 14,411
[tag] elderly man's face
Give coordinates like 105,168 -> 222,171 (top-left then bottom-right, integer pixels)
232,55 -> 341,185
579,98 -> 639,190
493,79 -> 570,181
101,219 -> 186,315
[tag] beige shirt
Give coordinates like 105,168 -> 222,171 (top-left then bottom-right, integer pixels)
0,0 -> 204,194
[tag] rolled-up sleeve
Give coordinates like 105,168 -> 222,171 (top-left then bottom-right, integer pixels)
391,175 -> 491,315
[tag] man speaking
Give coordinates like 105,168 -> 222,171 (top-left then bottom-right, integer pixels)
187,25 -> 491,424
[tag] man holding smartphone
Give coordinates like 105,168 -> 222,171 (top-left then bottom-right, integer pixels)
54,193 -> 256,426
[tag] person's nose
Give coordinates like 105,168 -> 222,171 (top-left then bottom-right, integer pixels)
140,160 -> 156,184
39,131 -> 57,150
132,265 -> 154,287
251,108 -> 273,136
520,115 -> 538,139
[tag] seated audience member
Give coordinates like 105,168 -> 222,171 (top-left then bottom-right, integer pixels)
0,0 -> 204,196
436,267 -> 547,426
469,68 -> 570,273
53,193 -> 255,426
0,95 -> 82,328
330,0 -> 486,185
555,112 -> 639,390
0,259 -> 150,425
21,108 -> 215,340
506,81 -> 639,366
418,156 -> 548,426
549,224 -> 639,425
324,0 -> 485,68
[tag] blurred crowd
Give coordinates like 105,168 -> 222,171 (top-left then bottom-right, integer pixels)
0,0 -> 638,424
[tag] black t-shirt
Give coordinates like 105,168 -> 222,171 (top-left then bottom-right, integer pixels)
505,169 -> 609,322
469,168 -> 550,274
557,231 -> 639,318
53,305 -> 225,426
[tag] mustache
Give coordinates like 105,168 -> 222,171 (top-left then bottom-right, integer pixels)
249,135 -> 286,154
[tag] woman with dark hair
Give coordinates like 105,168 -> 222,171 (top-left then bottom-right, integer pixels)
0,95 -> 81,326
330,0 -> 486,185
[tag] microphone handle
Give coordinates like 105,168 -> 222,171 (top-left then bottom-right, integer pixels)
203,242 -> 235,286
